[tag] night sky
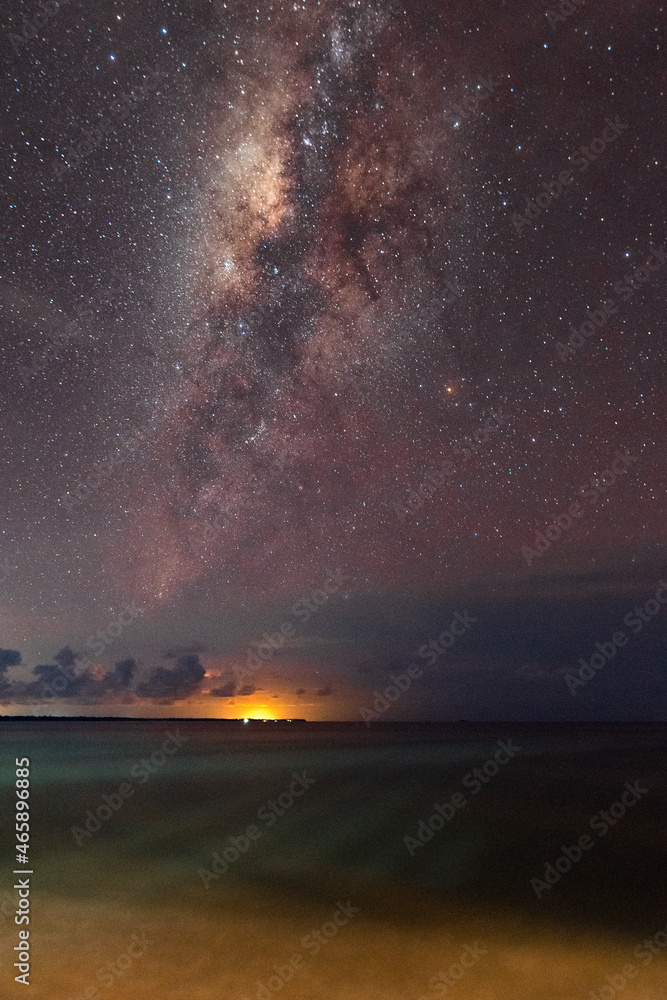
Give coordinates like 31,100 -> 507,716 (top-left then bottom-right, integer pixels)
1,0 -> 665,719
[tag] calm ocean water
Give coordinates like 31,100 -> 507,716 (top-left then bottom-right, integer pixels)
1,721 -> 665,999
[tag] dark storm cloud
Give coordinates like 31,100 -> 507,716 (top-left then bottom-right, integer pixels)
0,649 -> 21,671
16,655 -> 136,702
103,658 -> 137,690
210,678 -> 259,698
136,653 -> 206,701
0,645 -> 196,705
210,680 -> 236,698
0,649 -> 21,695
27,662 -> 91,698
54,645 -> 77,670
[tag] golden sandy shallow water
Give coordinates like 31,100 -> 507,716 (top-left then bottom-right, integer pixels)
1,721 -> 665,1000
5,888 -> 666,1000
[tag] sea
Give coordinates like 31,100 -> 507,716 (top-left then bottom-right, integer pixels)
0,720 -> 665,1000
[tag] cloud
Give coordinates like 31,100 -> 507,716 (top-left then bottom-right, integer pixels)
209,679 -> 258,698
136,653 -> 206,701
27,662 -> 91,698
17,654 -> 137,701
0,644 -> 203,706
210,680 -> 236,698
0,649 -> 21,695
2,566 -> 666,720
102,658 -> 136,691
54,645 -> 77,670
0,649 -> 21,672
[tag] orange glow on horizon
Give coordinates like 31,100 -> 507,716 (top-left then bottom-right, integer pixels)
238,703 -> 277,721
210,697 -> 318,721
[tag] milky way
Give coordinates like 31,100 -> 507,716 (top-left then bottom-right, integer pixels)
118,3 -> 504,606
115,0 -> 664,612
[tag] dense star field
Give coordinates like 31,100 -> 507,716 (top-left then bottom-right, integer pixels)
0,0 -> 665,718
